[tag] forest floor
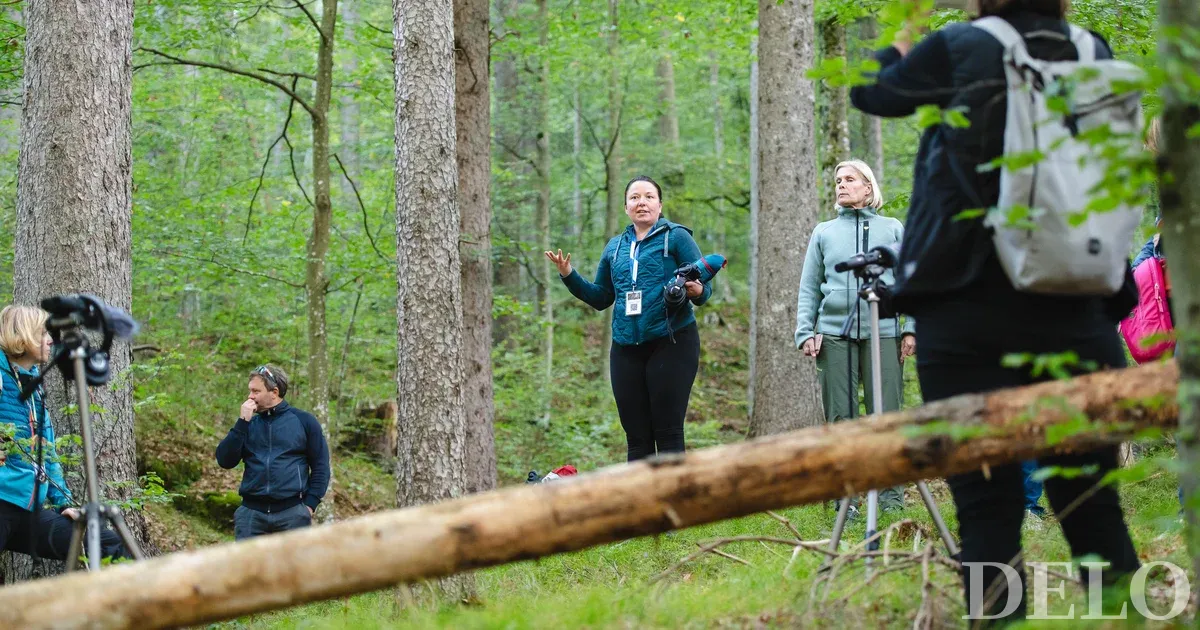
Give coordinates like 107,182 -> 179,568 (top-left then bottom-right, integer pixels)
124,301 -> 1191,627
210,467 -> 1188,629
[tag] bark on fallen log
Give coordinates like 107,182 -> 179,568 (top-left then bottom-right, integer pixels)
0,361 -> 1179,629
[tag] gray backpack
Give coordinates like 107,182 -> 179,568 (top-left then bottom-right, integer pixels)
972,17 -> 1145,295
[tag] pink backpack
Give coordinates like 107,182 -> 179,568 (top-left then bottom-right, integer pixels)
1119,257 -> 1174,363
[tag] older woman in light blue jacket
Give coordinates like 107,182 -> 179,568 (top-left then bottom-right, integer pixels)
794,159 -> 914,511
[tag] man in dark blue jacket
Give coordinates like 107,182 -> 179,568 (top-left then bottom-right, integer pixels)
216,364 -> 330,540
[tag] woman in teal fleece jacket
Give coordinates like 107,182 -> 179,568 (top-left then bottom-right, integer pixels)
0,305 -> 127,562
546,176 -> 712,461
794,160 -> 914,511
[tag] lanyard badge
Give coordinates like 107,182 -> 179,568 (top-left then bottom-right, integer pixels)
625,238 -> 643,316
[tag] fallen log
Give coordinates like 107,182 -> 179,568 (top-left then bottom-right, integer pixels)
0,360 -> 1179,629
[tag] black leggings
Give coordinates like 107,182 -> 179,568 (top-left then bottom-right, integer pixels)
915,297 -> 1140,624
0,500 -> 128,563
609,323 -> 700,462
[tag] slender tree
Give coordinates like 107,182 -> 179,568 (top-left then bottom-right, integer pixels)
573,76 -> 584,239
304,0 -> 340,522
748,0 -> 824,435
455,0 -> 496,493
601,0 -> 622,374
8,0 -> 149,580
536,0 -> 554,425
490,0 -> 523,346
1159,0 -> 1200,599
711,56 -> 733,302
657,49 -> 684,226
818,16 -> 850,213
747,32 -> 760,417
855,17 -> 884,182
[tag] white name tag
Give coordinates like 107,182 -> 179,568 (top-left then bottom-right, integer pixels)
625,291 -> 643,316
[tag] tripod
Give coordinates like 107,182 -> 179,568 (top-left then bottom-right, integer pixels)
20,303 -> 145,571
822,263 -> 958,569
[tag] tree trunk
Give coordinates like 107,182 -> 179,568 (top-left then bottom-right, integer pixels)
748,0 -> 824,436
1158,0 -> 1200,601
7,0 -> 151,581
303,0 -> 339,523
536,0 -> 553,425
392,0 -> 467,516
455,0 -> 496,494
656,51 -> 684,224
572,79 -> 583,239
340,0 -> 360,175
0,361 -> 1180,628
746,33 -> 759,418
818,16 -> 849,213
656,54 -> 681,150
602,0 -> 622,376
711,57 -> 733,302
852,17 -> 884,182
490,0 -> 521,346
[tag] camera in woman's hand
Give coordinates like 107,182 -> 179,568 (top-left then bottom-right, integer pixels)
664,264 -> 701,309
664,254 -> 727,309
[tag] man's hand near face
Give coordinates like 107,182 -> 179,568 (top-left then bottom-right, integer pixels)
240,398 -> 257,421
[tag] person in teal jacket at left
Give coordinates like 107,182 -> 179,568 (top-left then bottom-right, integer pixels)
0,305 -> 127,563
546,175 -> 712,462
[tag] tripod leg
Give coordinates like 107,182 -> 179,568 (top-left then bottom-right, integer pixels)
865,489 -> 879,565
916,480 -> 960,558
820,497 -> 853,572
107,507 -> 146,561
65,517 -> 85,573
86,504 -> 103,571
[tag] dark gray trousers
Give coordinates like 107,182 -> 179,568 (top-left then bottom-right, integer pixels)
816,335 -> 906,510
234,503 -> 311,541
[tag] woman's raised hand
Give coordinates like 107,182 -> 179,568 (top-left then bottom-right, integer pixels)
545,249 -> 573,277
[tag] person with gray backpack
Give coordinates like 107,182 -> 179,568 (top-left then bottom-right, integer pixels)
850,0 -> 1145,622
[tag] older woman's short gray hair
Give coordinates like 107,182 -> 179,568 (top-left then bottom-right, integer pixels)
834,160 -> 884,210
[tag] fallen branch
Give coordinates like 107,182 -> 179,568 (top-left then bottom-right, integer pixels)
650,535 -> 831,585
0,361 -> 1179,629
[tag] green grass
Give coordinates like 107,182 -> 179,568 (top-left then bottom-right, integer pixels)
214,456 -> 1189,629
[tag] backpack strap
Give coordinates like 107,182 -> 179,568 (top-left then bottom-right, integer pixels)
1068,24 -> 1096,62
972,16 -> 1026,53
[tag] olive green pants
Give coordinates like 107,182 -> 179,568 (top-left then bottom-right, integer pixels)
817,335 -> 905,511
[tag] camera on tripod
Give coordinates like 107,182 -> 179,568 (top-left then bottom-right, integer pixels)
833,245 -> 900,319
664,254 -> 728,309
18,293 -> 145,571
23,294 -> 139,395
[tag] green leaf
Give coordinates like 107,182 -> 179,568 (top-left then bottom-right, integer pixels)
1100,457 -> 1165,487
1030,464 -> 1099,482
1045,414 -> 1094,446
